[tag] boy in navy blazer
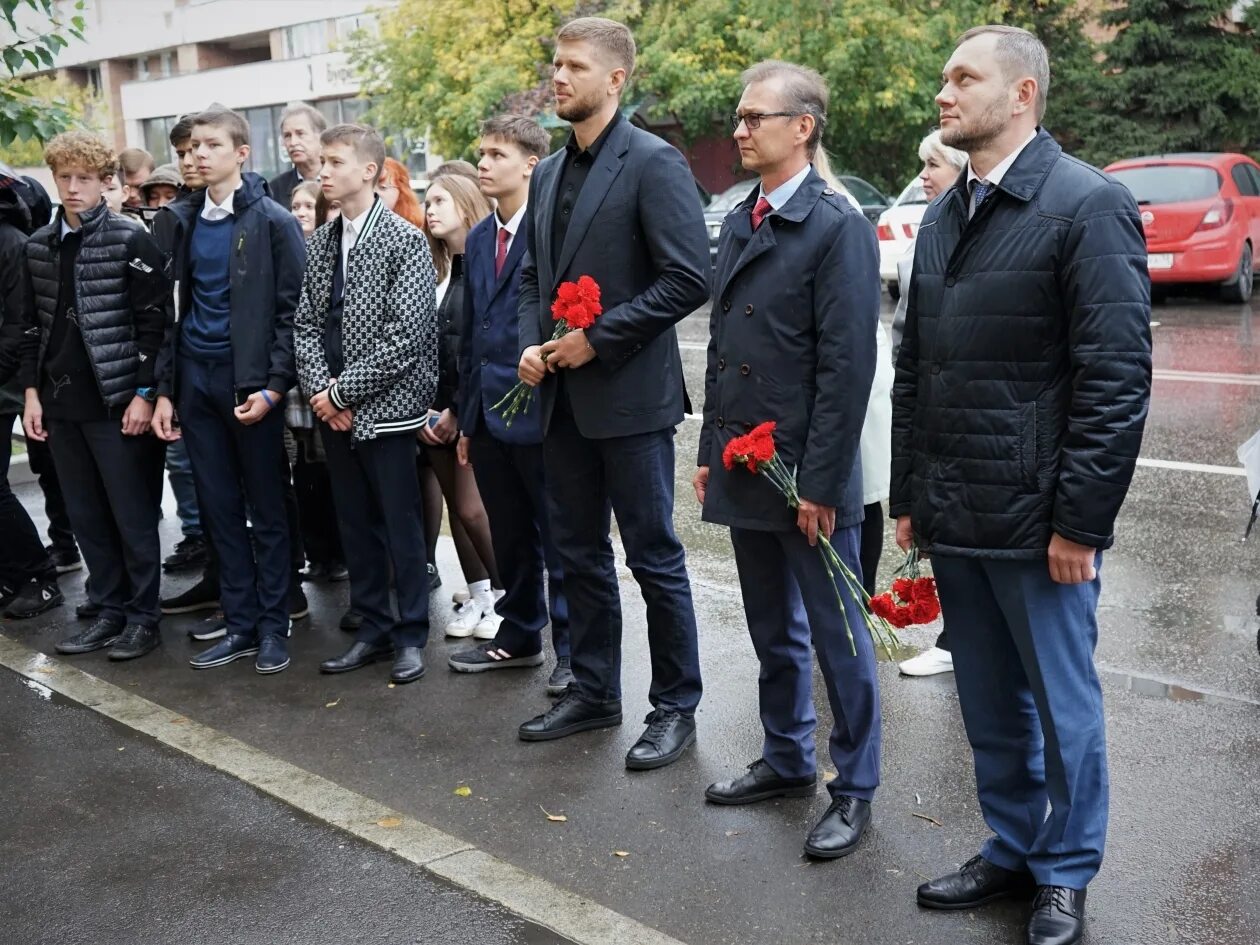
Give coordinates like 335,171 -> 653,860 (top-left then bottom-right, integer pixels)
450,115 -> 571,694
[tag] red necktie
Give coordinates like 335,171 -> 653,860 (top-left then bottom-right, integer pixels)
751,196 -> 773,230
495,227 -> 511,277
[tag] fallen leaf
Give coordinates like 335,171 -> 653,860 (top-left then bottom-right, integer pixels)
822,769 -> 837,783
539,805 -> 567,823
454,785 -> 472,797
170,717 -> 188,725
613,851 -> 630,858
325,699 -> 340,708
912,812 -> 944,827
376,816 -> 402,828
387,683 -> 396,689
117,747 -> 125,752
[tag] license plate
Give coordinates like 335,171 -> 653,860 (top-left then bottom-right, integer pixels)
1148,253 -> 1173,270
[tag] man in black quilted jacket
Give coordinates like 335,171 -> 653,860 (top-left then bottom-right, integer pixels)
19,132 -> 170,660
890,26 -> 1152,945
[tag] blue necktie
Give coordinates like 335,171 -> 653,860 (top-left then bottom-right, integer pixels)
971,179 -> 993,216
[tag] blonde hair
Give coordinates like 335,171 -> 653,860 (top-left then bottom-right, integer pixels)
425,175 -> 493,283
44,131 -> 117,178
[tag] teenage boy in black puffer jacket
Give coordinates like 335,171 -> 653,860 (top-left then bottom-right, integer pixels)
19,133 -> 170,660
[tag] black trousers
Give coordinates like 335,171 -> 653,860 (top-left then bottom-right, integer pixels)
24,431 -> 75,552
469,431 -> 569,658
543,406 -> 701,713
177,356 -> 290,641
46,418 -> 162,626
321,428 -> 428,647
293,442 -> 342,567
0,414 -> 54,586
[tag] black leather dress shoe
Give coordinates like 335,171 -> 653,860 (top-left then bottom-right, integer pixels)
1027,886 -> 1086,945
320,641 -> 393,674
108,624 -> 161,661
917,855 -> 1037,910
626,709 -> 696,770
518,690 -> 622,741
803,795 -> 871,859
391,646 -> 425,683
55,617 -> 124,655
705,758 -> 817,805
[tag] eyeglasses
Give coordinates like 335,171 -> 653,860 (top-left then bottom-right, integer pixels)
731,112 -> 798,131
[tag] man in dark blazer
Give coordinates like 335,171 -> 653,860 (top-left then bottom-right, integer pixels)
893,28 -> 1150,945
695,62 -> 881,859
449,114 -> 572,694
514,17 -> 710,770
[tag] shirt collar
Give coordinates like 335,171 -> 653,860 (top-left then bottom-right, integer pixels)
496,202 -> 526,237
966,129 -> 1038,190
201,183 -> 240,219
564,110 -> 623,162
341,203 -> 374,240
759,163 -> 813,211
60,216 -> 81,238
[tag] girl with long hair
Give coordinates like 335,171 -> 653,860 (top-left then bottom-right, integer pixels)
420,174 -> 504,637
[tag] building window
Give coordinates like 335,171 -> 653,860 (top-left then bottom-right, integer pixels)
335,13 -> 377,43
134,56 -> 150,81
159,50 -> 174,78
142,116 -> 178,165
283,21 -> 328,59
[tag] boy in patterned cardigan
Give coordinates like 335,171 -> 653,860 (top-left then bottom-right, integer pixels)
293,124 -> 439,684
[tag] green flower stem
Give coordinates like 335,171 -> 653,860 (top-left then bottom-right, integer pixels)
491,322 -> 570,428
753,454 -> 899,658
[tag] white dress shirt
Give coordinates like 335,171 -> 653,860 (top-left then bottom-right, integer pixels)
340,204 -> 373,276
759,162 -> 813,210
200,184 -> 240,222
966,129 -> 1038,216
495,201 -> 527,256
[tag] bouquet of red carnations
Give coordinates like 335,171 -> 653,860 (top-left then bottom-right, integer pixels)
868,546 -> 941,629
493,275 -> 602,426
723,421 -> 899,658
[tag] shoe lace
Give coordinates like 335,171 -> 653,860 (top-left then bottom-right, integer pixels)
826,794 -> 856,821
1032,886 -> 1070,912
638,709 -> 678,748
116,625 -> 147,647
543,689 -> 585,720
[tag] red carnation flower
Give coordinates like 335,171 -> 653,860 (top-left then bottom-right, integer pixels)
910,598 -> 941,624
551,277 -> 603,331
892,577 -> 915,603
888,607 -> 914,629
911,577 -> 937,602
868,593 -> 897,620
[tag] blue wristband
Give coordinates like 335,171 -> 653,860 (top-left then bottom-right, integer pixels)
260,390 -> 275,409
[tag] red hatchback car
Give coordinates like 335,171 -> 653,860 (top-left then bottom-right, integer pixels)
1104,153 -> 1260,302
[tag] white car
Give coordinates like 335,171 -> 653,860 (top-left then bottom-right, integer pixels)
876,178 -> 930,299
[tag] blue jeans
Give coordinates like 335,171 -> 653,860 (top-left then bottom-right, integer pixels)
543,406 -> 701,712
164,438 -> 201,538
177,356 -> 290,642
933,553 -> 1108,889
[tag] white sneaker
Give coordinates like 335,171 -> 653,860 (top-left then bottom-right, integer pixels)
445,599 -> 484,638
898,646 -> 954,677
473,611 -> 503,641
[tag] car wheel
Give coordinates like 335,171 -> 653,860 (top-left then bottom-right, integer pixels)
887,281 -> 901,302
1221,243 -> 1254,303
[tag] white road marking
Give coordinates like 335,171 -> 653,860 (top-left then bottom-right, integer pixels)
1137,458 -> 1246,476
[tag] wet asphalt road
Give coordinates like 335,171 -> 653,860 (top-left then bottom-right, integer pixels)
0,667 -> 568,945
3,292 -> 1259,944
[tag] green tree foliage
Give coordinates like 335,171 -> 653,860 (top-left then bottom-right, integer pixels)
0,74 -> 106,165
1072,0 -> 1260,166
1,0 -> 85,147
635,0 -> 994,193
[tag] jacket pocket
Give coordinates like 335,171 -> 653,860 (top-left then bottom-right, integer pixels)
1018,402 -> 1037,491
